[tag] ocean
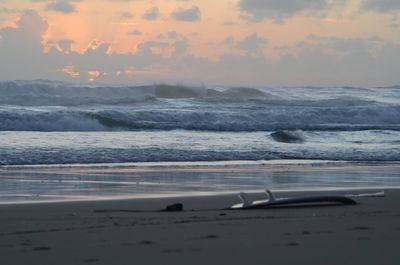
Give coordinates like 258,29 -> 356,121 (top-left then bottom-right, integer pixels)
0,80 -> 399,202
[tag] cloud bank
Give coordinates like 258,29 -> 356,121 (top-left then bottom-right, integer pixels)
0,10 -> 400,86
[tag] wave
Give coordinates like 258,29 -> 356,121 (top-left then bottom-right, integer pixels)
0,80 -> 389,106
0,80 -> 156,106
270,130 -> 304,143
0,104 -> 400,131
0,80 -> 279,106
0,145 -> 399,166
1,80 -> 399,132
0,129 -> 399,165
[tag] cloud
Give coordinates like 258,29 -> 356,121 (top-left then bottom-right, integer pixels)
129,29 -> 142,36
45,0 -> 81,14
0,10 -> 50,78
236,33 -> 267,52
172,39 -> 189,56
1,10 -> 400,86
58,39 -> 74,53
224,33 -> 267,55
137,41 -> 169,52
3,9 -> 49,41
238,0 -> 342,22
305,34 -> 382,53
171,6 -> 201,22
142,7 -> 159,20
167,31 -> 179,39
0,7 -> 20,14
120,11 -> 134,19
361,0 -> 400,13
158,31 -> 181,39
389,16 -> 399,28
0,7 -> 20,21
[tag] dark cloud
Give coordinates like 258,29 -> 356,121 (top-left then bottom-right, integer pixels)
120,11 -> 134,19
0,10 -> 50,79
128,29 -> 142,36
223,33 -> 267,55
171,6 -> 201,22
142,7 -> 159,20
45,0 -> 81,14
238,0 -> 341,22
361,0 -> 400,12
158,31 -> 181,39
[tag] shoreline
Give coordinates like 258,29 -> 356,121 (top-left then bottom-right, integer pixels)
0,186 -> 396,206
1,161 -> 400,204
1,159 -> 400,169
1,189 -> 399,264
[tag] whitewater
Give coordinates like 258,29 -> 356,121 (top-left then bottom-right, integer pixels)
0,80 -> 400,165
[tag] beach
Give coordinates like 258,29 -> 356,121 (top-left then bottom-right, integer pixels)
0,81 -> 399,265
1,2 -> 400,264
0,188 -> 399,265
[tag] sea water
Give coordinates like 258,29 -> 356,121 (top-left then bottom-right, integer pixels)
0,80 -> 399,202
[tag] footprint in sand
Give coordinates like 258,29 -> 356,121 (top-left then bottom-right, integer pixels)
204,234 -> 219,239
351,226 -> 371,231
139,240 -> 154,245
162,249 -> 182,254
32,246 -> 52,251
285,242 -> 299,247
83,258 -> 99,263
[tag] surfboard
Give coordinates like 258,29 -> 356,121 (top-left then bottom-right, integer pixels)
229,190 -> 357,209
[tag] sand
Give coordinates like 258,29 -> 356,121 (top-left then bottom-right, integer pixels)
0,189 -> 400,265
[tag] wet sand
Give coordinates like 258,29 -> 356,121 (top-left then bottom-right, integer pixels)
2,161 -> 400,203
0,189 -> 399,265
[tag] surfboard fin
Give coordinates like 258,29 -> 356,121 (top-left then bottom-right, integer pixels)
238,192 -> 252,207
265,189 -> 276,203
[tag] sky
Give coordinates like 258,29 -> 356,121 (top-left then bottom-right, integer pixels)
0,0 -> 399,86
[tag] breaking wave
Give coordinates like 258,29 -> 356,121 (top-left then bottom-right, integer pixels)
0,104 -> 400,132
0,80 -> 277,106
1,80 -> 399,132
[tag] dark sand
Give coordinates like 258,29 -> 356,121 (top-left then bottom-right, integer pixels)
0,189 -> 400,265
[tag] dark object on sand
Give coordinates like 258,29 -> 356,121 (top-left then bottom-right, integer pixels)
162,203 -> 184,212
271,130 -> 304,143
229,190 -> 357,210
94,203 -> 184,213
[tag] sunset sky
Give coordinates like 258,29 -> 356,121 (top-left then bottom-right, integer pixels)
0,0 -> 399,86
